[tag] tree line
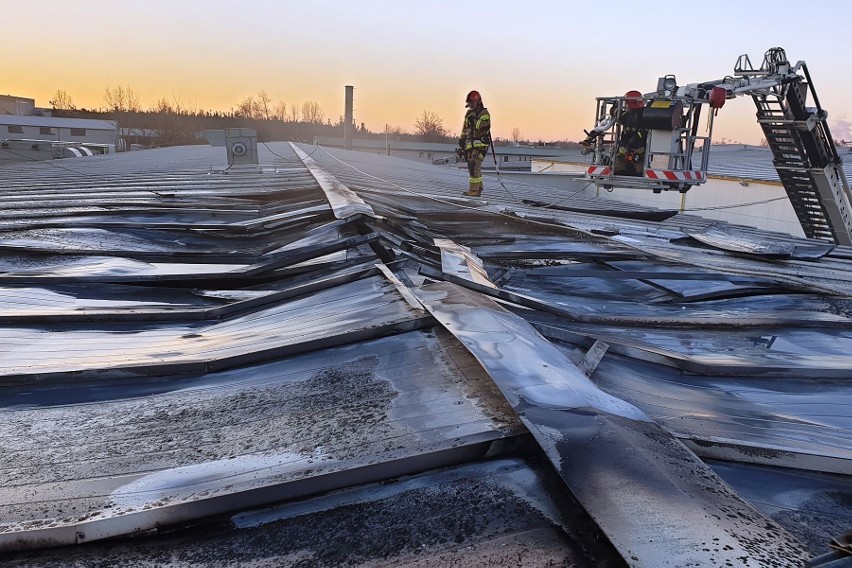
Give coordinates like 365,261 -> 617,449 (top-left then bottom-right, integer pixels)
47,86 -> 574,149
52,86 -> 331,124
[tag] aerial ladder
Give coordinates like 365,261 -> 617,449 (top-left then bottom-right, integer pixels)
582,47 -> 852,245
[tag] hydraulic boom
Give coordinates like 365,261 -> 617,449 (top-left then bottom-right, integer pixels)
582,47 -> 852,244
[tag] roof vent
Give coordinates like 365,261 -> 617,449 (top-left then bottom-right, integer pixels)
202,128 -> 258,166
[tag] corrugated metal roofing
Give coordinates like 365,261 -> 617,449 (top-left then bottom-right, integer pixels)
0,142 -> 850,567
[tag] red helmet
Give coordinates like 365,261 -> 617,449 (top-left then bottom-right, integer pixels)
624,90 -> 644,110
466,90 -> 482,105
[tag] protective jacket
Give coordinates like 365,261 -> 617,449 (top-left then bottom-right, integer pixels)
618,107 -> 645,153
459,106 -> 491,152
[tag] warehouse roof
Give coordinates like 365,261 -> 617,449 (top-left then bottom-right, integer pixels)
0,143 -> 850,567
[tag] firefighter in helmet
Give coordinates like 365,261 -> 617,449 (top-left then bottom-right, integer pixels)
456,90 -> 491,197
614,90 -> 647,176
580,90 -> 647,176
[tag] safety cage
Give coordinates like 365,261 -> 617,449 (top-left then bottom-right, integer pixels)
582,86 -> 714,193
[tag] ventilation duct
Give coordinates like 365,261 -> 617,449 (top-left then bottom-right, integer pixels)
202,128 -> 259,166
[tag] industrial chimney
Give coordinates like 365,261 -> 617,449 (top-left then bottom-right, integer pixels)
343,85 -> 354,150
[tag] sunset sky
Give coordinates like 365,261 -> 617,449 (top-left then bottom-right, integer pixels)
5,0 -> 852,144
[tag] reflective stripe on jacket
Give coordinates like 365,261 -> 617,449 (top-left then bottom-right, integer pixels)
459,106 -> 491,150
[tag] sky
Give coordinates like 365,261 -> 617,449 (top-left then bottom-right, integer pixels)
4,0 -> 852,145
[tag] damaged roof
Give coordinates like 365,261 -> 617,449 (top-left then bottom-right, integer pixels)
0,142 -> 850,567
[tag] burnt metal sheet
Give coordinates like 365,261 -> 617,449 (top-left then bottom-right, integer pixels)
0,457 -> 625,567
412,281 -> 810,568
433,265 -> 852,336
561,346 -> 852,475
0,213 -> 340,258
0,276 -> 426,382
707,459 -> 852,556
3,141 -> 851,564
0,328 -> 523,552
594,259 -> 789,301
686,224 -> 836,259
434,238 -> 496,288
522,198 -> 680,221
0,262 -> 385,323
291,142 -> 377,220
529,317 -> 852,383
502,276 -> 852,329
0,232 -> 377,284
472,237 -> 641,261
561,322 -> 852,377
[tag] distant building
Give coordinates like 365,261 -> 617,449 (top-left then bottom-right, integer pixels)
0,95 -> 35,116
0,92 -> 120,166
1,115 -> 118,146
315,136 -> 567,171
0,115 -> 119,165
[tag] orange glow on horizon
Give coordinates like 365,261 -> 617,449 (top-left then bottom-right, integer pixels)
4,1 -> 850,146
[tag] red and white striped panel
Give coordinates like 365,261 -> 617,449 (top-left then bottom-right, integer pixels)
586,166 -> 611,176
645,169 -> 706,181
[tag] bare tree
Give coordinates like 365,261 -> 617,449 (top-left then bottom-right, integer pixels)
256,90 -> 272,120
511,127 -> 523,144
288,104 -> 300,123
146,95 -> 201,148
104,86 -> 121,112
273,100 -> 287,121
414,110 -> 448,141
154,98 -> 174,114
49,90 -> 76,110
104,84 -> 141,112
236,96 -> 256,119
128,88 -> 141,112
168,93 -> 196,116
150,98 -> 178,147
301,101 -> 325,124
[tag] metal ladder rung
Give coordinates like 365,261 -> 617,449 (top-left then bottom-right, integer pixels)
753,87 -> 852,245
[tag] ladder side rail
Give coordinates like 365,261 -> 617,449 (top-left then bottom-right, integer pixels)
752,91 -> 837,242
809,167 -> 852,246
779,68 -> 852,244
794,65 -> 851,211
784,81 -> 834,168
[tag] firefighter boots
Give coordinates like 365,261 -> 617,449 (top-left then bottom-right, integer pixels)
463,183 -> 482,197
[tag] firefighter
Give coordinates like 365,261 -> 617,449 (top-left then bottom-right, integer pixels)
580,91 -> 647,176
614,90 -> 646,176
456,90 -> 491,197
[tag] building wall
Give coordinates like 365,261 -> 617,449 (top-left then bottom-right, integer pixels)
0,95 -> 35,116
1,116 -> 118,165
1,122 -> 118,147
